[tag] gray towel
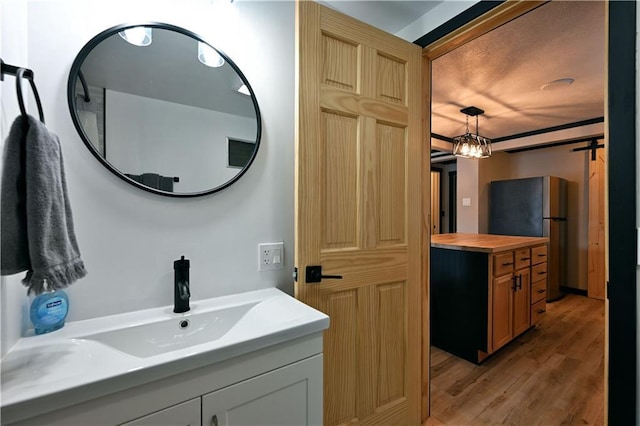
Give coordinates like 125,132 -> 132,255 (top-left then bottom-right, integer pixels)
1,115 -> 87,295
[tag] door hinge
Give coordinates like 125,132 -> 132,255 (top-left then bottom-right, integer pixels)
293,267 -> 298,282
606,280 -> 610,299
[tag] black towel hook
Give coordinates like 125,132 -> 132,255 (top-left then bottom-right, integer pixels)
1,59 -> 45,124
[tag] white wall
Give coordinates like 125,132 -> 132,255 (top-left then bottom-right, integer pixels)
1,0 -> 295,353
395,0 -> 479,42
106,90 -> 256,192
0,0 -> 31,358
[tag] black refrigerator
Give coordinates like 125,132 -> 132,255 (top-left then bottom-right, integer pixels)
489,176 -> 567,301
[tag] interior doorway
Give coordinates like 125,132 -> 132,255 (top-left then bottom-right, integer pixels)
422,1 -> 609,423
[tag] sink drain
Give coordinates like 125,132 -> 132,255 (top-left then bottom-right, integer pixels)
178,319 -> 190,329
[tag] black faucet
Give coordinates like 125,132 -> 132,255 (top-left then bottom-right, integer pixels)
173,255 -> 191,313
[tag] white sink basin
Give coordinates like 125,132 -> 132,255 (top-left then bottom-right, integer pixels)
82,302 -> 259,358
1,288 -> 329,420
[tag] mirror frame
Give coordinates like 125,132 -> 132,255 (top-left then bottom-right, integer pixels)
67,22 -> 262,198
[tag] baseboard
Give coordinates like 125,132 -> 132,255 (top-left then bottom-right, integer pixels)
560,286 -> 588,296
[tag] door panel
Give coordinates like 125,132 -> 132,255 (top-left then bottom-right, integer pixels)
322,112 -> 358,250
378,124 -> 406,246
513,268 -> 531,336
492,274 -> 513,351
324,290 -> 358,424
295,2 -> 422,425
376,282 -> 406,406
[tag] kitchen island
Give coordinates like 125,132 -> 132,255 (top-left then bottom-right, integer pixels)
431,233 -> 549,364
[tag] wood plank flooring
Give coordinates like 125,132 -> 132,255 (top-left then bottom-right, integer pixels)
428,294 -> 605,425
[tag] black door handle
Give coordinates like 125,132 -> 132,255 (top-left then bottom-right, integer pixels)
512,274 -> 522,291
306,265 -> 343,283
518,274 -> 523,290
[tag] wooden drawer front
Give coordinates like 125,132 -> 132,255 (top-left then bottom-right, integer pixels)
531,262 -> 548,283
514,248 -> 531,270
531,299 -> 547,325
531,245 -> 548,265
493,251 -> 514,277
531,281 -> 547,303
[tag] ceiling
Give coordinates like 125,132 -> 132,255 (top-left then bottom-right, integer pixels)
320,1 -> 442,34
320,0 -> 605,146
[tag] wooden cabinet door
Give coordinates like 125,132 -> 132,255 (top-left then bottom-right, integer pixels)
512,268 -> 531,337
295,3 -> 422,425
492,274 -> 514,351
202,355 -> 323,426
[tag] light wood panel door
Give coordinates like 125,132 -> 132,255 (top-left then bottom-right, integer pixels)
295,2 -> 422,425
588,143 -> 606,300
492,274 -> 513,352
512,268 -> 531,337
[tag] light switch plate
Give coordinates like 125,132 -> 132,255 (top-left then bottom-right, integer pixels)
258,242 -> 284,271
462,197 -> 472,207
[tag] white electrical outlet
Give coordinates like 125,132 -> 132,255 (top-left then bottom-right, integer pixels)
258,242 -> 284,271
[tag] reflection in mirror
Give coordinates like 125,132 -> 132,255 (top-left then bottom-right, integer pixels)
68,23 -> 261,197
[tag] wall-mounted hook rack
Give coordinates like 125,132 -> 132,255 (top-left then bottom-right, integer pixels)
1,58 -> 45,123
1,59 -> 34,81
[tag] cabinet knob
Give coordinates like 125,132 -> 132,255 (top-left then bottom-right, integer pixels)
212,415 -> 218,426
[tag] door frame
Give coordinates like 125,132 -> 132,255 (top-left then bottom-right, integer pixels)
418,1 -> 636,423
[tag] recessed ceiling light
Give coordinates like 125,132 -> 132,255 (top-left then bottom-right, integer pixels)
118,27 -> 152,47
198,42 -> 225,68
541,78 -> 575,91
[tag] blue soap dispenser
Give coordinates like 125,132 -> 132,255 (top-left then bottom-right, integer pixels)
30,288 -> 69,335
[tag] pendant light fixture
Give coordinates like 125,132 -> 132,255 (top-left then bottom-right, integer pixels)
452,106 -> 492,159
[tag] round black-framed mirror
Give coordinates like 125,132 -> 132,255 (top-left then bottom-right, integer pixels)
67,22 -> 261,197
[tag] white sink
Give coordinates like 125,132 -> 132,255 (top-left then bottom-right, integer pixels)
1,288 -> 329,418
82,302 -> 259,358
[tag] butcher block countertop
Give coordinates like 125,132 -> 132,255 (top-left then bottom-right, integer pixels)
431,233 -> 549,253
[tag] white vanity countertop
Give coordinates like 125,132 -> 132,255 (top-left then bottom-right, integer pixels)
1,288 -> 329,417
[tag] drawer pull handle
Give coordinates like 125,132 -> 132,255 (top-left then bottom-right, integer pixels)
212,415 -> 218,426
502,262 -> 514,266
521,257 -> 530,261
537,309 -> 546,314
538,271 -> 546,275
538,254 -> 546,257
537,289 -> 546,293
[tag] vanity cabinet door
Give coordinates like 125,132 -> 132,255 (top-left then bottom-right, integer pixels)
512,267 -> 531,337
202,354 -> 322,426
120,398 -> 201,426
492,274 -> 514,352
